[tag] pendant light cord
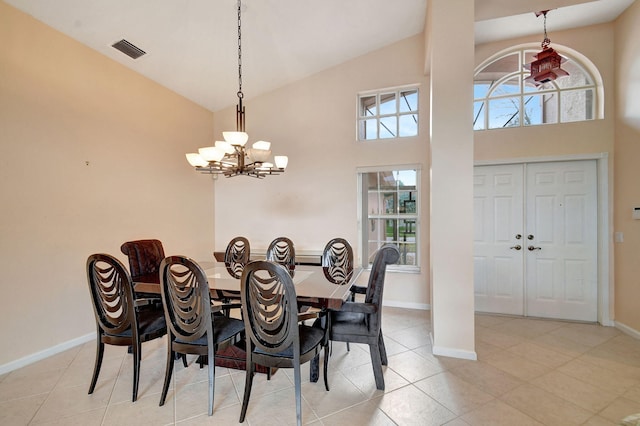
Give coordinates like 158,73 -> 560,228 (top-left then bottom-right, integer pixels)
237,0 -> 243,99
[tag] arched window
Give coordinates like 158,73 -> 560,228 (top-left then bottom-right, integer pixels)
474,45 -> 602,130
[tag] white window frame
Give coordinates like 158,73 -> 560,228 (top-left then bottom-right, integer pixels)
357,85 -> 419,141
357,165 -> 421,272
474,46 -> 601,131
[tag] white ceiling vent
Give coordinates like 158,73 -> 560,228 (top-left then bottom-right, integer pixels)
111,39 -> 146,59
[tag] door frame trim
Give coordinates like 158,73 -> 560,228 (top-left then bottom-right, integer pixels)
475,153 -> 612,326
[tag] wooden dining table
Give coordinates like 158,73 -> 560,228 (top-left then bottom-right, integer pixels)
134,264 -> 361,310
134,263 -> 362,380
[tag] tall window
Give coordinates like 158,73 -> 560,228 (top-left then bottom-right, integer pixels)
358,86 -> 419,140
474,48 -> 598,130
359,168 -> 419,270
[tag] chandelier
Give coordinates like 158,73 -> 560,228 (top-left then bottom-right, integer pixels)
524,10 -> 569,87
185,0 -> 288,178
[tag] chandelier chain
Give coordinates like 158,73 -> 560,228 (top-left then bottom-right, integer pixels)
541,11 -> 551,49
237,0 -> 243,98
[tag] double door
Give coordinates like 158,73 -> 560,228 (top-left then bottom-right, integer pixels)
473,160 -> 597,322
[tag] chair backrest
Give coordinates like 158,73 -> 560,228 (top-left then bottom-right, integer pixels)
266,237 -> 296,277
120,239 -> 165,283
241,261 -> 299,355
86,253 -> 137,336
365,244 -> 400,307
159,256 -> 213,343
224,236 -> 250,279
322,238 -> 354,284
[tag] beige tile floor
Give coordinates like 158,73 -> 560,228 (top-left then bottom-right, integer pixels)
2,307 -> 640,425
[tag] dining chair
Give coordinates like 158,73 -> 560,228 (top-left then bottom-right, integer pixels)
239,260 -> 329,426
159,255 -> 245,416
86,253 -> 167,402
322,238 -> 354,285
120,239 -> 165,301
328,243 -> 400,390
266,236 -> 296,277
216,236 -> 250,315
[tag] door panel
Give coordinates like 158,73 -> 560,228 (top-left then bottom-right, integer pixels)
525,161 -> 597,321
473,164 -> 524,315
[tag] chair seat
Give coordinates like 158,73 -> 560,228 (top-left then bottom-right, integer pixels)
254,325 -> 324,358
330,311 -> 370,336
175,315 -> 244,346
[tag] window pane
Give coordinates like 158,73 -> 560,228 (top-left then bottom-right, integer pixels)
474,101 -> 486,130
561,88 -> 594,122
395,170 -> 416,188
474,83 -> 491,100
556,60 -> 592,88
379,116 -> 396,138
399,192 -> 416,213
399,90 -> 418,112
489,76 -> 520,97
399,114 -> 418,137
359,118 -> 377,140
367,172 -> 380,190
488,97 -> 520,128
382,192 -> 397,214
379,93 -> 396,115
360,95 -> 376,116
379,171 -> 397,189
523,93 -> 558,126
367,191 -> 382,215
398,242 -> 417,266
476,52 -> 520,84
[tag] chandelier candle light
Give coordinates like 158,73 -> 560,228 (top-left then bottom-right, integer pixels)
524,10 -> 569,87
186,0 -> 288,178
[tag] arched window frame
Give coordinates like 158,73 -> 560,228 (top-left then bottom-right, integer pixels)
474,43 -> 604,131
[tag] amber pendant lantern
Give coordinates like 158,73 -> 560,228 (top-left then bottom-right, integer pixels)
524,10 -> 569,86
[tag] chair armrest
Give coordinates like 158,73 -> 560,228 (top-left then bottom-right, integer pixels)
298,308 -> 326,323
350,285 -> 367,295
338,302 -> 377,314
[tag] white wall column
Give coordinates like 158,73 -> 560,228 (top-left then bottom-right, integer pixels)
428,0 -> 477,359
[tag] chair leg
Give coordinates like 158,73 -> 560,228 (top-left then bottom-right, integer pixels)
239,356 -> 255,422
132,341 -> 141,402
181,354 -> 188,368
369,343 -> 385,391
88,338 -> 104,395
207,350 -> 215,416
293,361 -> 303,426
323,342 -> 330,391
378,330 -> 388,366
160,346 -> 175,406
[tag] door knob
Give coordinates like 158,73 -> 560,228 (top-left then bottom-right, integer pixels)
528,245 -> 541,251
527,234 -> 535,240
510,245 -> 522,250
515,234 -> 522,240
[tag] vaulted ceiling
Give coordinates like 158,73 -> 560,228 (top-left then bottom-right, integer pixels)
4,0 -> 634,111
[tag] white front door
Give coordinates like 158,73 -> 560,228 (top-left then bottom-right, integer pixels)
473,160 -> 598,321
525,161 -> 598,321
474,164 -> 524,315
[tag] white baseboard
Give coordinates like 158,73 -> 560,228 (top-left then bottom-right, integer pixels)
615,321 -> 640,340
432,345 -> 478,360
383,300 -> 431,311
0,333 -> 95,375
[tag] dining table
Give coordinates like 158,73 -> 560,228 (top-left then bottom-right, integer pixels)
134,263 -> 363,381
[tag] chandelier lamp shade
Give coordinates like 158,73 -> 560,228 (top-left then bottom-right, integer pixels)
524,10 -> 569,87
185,0 -> 288,178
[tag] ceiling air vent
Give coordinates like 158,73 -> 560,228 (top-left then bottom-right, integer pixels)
111,39 -> 146,59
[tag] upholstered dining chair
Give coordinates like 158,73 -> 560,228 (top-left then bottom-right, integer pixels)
159,255 -> 245,416
86,253 -> 167,402
239,260 -> 329,426
328,244 -> 400,390
120,239 -> 165,301
266,236 -> 296,277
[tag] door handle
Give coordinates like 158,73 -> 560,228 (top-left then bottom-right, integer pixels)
510,245 -> 522,250
528,245 -> 541,251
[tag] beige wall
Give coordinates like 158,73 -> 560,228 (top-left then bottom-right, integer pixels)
614,0 -> 640,332
212,35 -> 431,308
0,3 -> 215,366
